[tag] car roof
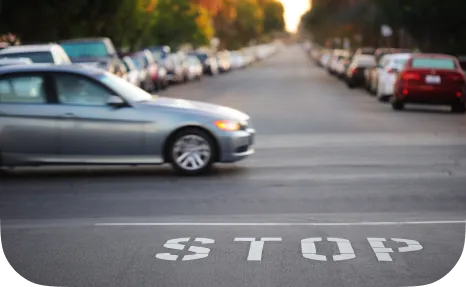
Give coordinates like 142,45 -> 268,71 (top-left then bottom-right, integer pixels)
0,64 -> 105,76
60,37 -> 110,43
410,53 -> 456,59
0,44 -> 58,54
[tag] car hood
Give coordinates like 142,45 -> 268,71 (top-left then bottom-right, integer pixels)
143,97 -> 249,121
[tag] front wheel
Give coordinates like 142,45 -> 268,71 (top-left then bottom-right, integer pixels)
168,129 -> 215,175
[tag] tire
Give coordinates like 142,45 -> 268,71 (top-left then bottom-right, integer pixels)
378,95 -> 390,103
167,128 -> 216,175
347,80 -> 355,89
391,98 -> 404,110
451,103 -> 466,113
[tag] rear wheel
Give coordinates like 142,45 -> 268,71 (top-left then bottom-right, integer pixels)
391,98 -> 404,110
451,103 -> 466,113
168,129 -> 215,175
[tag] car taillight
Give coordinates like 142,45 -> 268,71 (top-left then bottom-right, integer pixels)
387,69 -> 397,74
351,67 -> 358,75
401,72 -> 421,81
447,74 -> 464,82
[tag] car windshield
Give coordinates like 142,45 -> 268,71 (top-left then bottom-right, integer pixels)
98,72 -> 154,102
412,58 -> 456,69
0,51 -> 53,63
61,42 -> 108,58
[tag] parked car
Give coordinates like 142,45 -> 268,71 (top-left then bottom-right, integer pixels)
0,44 -> 71,64
128,54 -> 155,92
122,56 -> 142,87
60,37 -> 121,75
0,65 -> 255,175
190,52 -> 219,76
135,49 -> 165,90
375,53 -> 412,102
319,50 -> 332,68
185,55 -> 203,81
346,55 -> 376,88
0,58 -> 33,67
366,48 -> 413,94
230,51 -> 246,69
334,51 -> 352,78
391,54 -> 466,113
164,53 -> 185,84
216,51 -> 232,73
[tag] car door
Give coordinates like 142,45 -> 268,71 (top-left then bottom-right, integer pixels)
0,72 -> 60,165
52,72 -> 149,164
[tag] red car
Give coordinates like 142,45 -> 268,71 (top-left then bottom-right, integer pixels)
392,54 -> 466,113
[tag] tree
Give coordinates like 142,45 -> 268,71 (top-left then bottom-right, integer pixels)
150,0 -> 214,49
261,0 -> 285,34
230,0 -> 264,48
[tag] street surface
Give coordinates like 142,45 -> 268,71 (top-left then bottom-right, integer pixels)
1,44 -> 466,287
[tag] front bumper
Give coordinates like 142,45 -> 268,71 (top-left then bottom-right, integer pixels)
217,128 -> 255,163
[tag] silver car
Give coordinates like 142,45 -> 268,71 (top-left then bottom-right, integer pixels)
0,64 -> 255,175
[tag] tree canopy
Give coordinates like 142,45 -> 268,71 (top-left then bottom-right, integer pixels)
300,0 -> 466,54
0,0 -> 285,50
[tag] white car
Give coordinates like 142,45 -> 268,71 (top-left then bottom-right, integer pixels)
186,55 -> 203,80
0,44 -> 71,64
376,53 -> 412,102
320,52 -> 332,68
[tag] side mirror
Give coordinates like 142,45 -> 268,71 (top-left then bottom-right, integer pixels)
107,95 -> 126,108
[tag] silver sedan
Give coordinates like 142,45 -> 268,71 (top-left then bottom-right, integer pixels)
0,64 -> 255,175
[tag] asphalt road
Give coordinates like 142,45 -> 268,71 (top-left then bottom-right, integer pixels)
1,44 -> 466,287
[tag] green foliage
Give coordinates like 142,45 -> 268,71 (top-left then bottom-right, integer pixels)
300,0 -> 466,54
0,0 -> 283,51
262,0 -> 285,34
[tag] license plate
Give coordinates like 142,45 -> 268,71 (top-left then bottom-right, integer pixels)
425,75 -> 441,84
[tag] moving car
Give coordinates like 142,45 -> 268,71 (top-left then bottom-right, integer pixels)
375,53 -> 412,102
346,55 -> 376,88
0,65 -> 255,175
391,54 -> 466,113
0,44 -> 71,64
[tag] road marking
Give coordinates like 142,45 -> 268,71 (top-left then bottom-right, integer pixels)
155,237 -> 425,262
234,238 -> 282,261
301,238 -> 356,261
367,238 -> 423,262
96,220 -> 466,227
155,237 -> 214,261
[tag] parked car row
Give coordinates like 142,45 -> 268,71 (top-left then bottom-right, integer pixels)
0,38 -> 280,94
310,45 -> 466,113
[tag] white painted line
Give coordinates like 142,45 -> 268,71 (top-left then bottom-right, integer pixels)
95,220 -> 466,227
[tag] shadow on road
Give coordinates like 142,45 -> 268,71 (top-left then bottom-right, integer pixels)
0,164 -> 249,182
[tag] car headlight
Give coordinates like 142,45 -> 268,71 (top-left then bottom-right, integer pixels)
214,120 -> 241,131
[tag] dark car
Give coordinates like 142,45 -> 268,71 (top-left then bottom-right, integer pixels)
346,55 -> 376,88
60,37 -> 121,75
189,52 -> 219,76
392,53 -> 466,113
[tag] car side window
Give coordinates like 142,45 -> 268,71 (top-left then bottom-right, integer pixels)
55,73 -> 113,106
0,75 -> 46,104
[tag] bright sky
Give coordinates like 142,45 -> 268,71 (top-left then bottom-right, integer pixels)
279,0 -> 310,32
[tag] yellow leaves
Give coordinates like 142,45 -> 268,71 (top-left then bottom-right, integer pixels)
138,0 -> 158,12
193,4 -> 215,40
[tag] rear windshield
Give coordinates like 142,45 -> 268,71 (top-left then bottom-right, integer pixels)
0,52 -> 54,63
61,42 -> 109,59
412,58 -> 456,69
